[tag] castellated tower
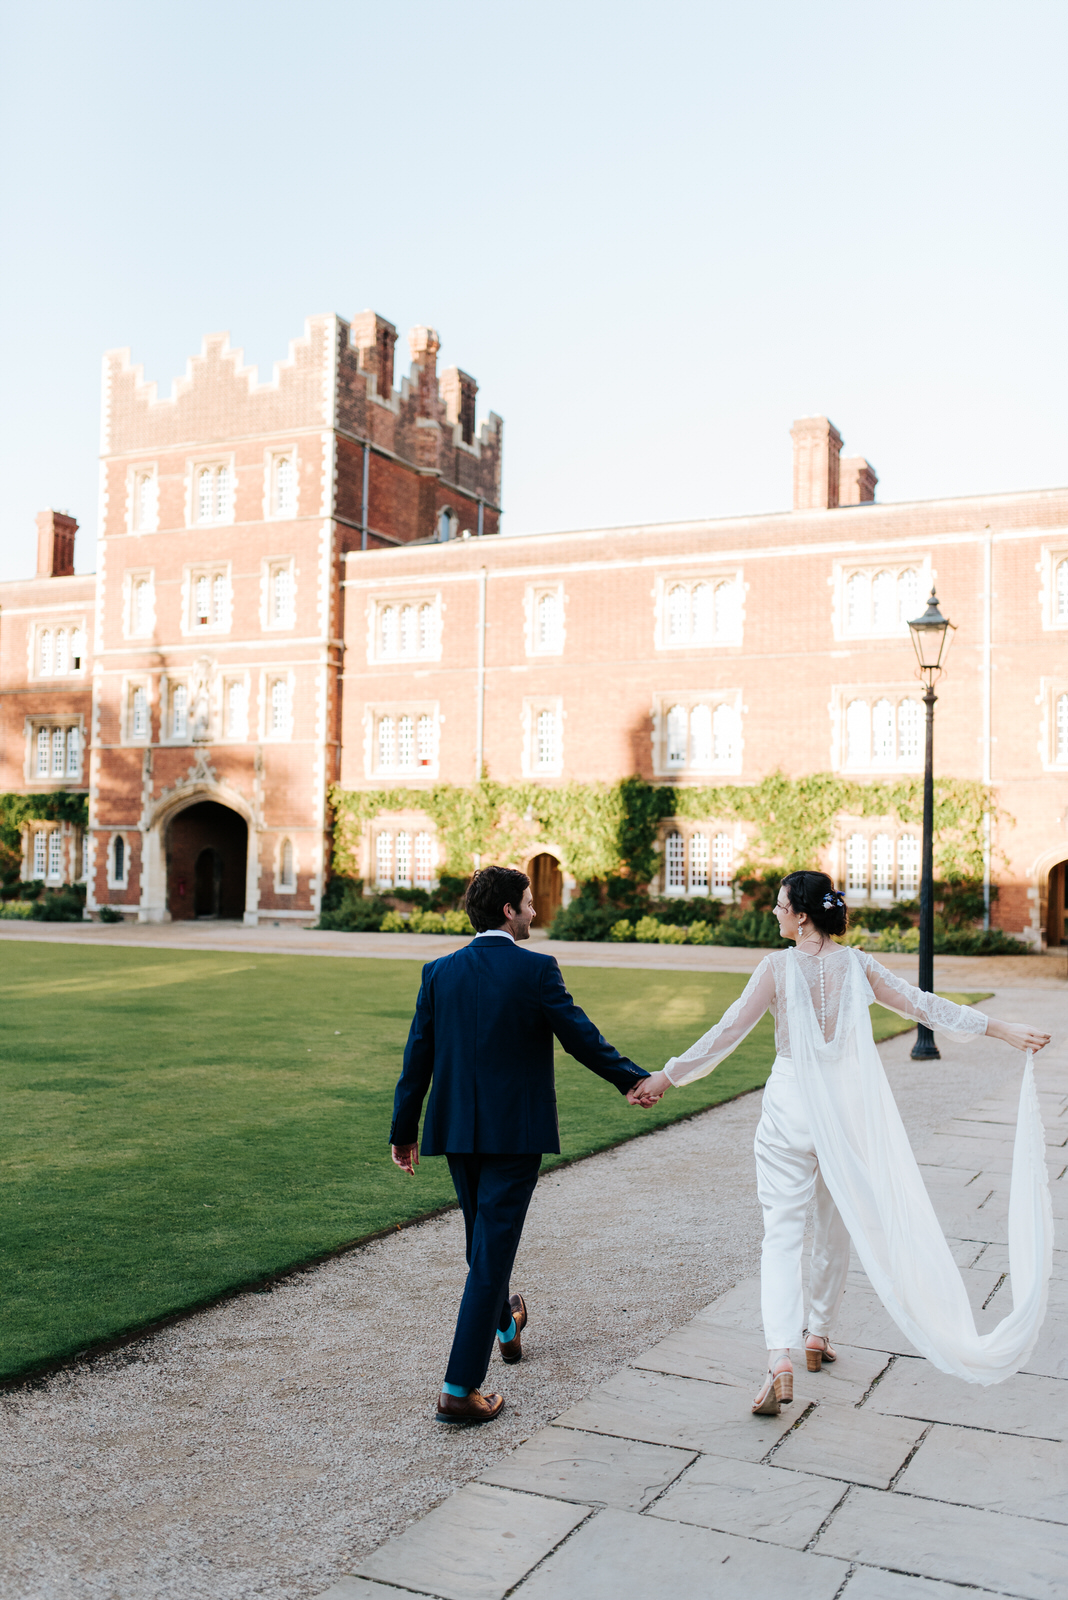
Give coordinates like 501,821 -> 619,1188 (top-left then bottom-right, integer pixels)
91,311 -> 502,924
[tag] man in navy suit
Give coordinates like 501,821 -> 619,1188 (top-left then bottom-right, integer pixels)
390,865 -> 654,1424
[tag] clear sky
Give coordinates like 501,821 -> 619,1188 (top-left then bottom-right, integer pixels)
1,0 -> 1065,580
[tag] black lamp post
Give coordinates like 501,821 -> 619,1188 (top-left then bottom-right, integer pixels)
907,589 -> 954,1060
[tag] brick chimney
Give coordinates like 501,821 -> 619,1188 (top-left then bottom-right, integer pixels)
408,326 -> 442,421
839,455 -> 878,505
36,510 -> 77,577
441,367 -> 478,445
791,417 -> 843,510
351,310 -> 397,399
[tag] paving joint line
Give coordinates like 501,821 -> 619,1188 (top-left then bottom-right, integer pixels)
853,1351 -> 897,1409
760,1399 -> 817,1464
981,1271 -> 1009,1310
831,1562 -> 858,1600
885,1420 -> 933,1489
802,1481 -> 853,1552
501,1505 -> 601,1596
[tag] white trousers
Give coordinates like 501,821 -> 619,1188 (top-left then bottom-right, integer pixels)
754,1057 -> 851,1350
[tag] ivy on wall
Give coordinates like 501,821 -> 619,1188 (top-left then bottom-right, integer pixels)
329,773 -> 998,888
0,792 -> 89,881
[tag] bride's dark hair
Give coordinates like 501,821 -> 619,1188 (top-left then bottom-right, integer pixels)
780,870 -> 848,938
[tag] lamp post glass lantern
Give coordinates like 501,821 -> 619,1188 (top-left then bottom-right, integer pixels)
907,590 -> 954,1061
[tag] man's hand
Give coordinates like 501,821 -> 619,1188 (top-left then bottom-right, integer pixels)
627,1070 -> 670,1107
391,1143 -> 420,1174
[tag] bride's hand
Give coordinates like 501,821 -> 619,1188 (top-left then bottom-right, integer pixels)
986,1019 -> 1051,1053
628,1070 -> 670,1106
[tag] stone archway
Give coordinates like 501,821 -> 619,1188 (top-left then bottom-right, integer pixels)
529,852 -> 564,927
167,802 -> 248,921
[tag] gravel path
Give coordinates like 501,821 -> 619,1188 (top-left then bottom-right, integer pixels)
0,995 -> 1033,1600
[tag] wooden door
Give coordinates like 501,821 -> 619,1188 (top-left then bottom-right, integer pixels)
1048,861 -> 1067,947
530,853 -> 563,927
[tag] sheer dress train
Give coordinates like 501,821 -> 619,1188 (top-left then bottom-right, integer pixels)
664,946 -> 1052,1385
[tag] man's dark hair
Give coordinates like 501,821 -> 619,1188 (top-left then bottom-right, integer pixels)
464,866 -> 530,932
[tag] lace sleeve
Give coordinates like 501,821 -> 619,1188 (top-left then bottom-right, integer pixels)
664,957 -> 776,1086
857,952 -> 989,1039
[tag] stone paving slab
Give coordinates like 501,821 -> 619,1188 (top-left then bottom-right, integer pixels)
476,1426 -> 694,1511
646,1453 -> 847,1547
894,1423 -> 1068,1521
553,1366 -> 813,1459
772,1403 -> 927,1489
353,1483 -> 590,1600
513,1506 -> 849,1600
868,1355 -> 1068,1440
815,1485 -> 1068,1600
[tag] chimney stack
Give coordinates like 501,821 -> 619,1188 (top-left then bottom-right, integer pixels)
407,326 -> 442,420
790,417 -> 843,510
36,510 -> 77,577
839,455 -> 878,505
351,310 -> 398,400
441,367 -> 478,445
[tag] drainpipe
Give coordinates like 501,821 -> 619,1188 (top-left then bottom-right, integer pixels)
477,499 -> 484,538
361,443 -> 370,552
475,566 -> 487,783
982,530 -> 992,929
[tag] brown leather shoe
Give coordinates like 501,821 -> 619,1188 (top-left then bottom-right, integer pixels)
435,1388 -> 505,1424
498,1293 -> 527,1365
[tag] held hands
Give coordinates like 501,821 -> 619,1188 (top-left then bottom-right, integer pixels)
986,1019 -> 1051,1054
627,1069 -> 671,1108
391,1143 -> 419,1175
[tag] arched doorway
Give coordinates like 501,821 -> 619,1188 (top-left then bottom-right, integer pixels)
167,802 -> 248,921
1048,860 -> 1068,947
529,853 -> 563,927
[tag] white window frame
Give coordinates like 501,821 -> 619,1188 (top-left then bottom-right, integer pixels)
124,570 -> 156,639
24,716 -> 85,784
655,571 -> 744,650
122,676 -> 152,745
188,457 -> 236,527
659,825 -> 737,899
262,558 -> 297,630
276,836 -> 297,894
652,692 -> 743,777
46,827 -> 64,883
1039,545 -> 1068,631
31,618 -> 87,679
1037,678 -> 1068,770
366,703 -> 441,778
831,557 -> 931,641
223,674 -> 251,742
160,676 -> 191,743
182,564 -> 232,635
264,448 -> 299,519
525,583 -> 566,657
127,464 -> 159,534
831,685 -> 925,774
263,672 -> 295,742
841,826 -> 922,902
108,832 -> 130,890
370,594 -> 442,663
521,698 -> 564,778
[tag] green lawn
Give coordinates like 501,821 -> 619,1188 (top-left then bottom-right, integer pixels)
0,942 -> 985,1381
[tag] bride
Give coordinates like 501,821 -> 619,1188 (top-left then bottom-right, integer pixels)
637,870 -> 1053,1414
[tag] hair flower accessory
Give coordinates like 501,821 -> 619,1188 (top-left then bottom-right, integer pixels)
823,891 -> 845,909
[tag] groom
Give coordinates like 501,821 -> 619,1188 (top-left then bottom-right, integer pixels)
390,865 -> 655,1424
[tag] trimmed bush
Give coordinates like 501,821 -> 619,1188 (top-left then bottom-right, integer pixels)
98,906 -> 124,924
0,901 -> 34,919
379,910 -> 407,932
656,922 -> 688,944
440,909 -> 474,935
608,919 -> 635,942
634,915 -> 661,943
687,920 -> 715,944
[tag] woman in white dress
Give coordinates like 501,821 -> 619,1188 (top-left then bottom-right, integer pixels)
637,871 -> 1053,1415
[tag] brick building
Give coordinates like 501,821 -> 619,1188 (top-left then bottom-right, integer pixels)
1,310 -> 1066,947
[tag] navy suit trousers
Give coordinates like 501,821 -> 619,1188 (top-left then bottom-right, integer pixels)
443,1153 -> 542,1391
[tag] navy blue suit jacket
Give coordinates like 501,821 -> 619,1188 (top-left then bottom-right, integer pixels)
389,934 -> 648,1155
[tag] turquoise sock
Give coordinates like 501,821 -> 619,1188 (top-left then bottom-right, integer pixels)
442,1381 -> 468,1397
497,1317 -> 517,1342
